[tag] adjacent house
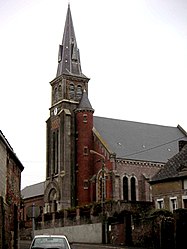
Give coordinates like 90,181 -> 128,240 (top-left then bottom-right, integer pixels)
0,130 -> 24,249
150,141 -> 187,212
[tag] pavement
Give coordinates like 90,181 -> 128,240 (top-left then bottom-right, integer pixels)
72,243 -> 145,249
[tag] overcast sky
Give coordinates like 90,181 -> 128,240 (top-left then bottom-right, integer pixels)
0,0 -> 187,189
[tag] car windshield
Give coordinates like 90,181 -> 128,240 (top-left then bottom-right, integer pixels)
32,237 -> 69,248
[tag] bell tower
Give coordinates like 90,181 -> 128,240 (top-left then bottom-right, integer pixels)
44,4 -> 90,211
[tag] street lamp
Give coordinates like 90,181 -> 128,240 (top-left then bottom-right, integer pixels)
90,149 -> 106,243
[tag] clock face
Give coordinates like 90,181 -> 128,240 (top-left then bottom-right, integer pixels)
54,107 -> 58,115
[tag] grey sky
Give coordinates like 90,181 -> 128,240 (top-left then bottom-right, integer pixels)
0,0 -> 187,189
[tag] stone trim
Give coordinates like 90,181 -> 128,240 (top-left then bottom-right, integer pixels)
117,159 -> 164,168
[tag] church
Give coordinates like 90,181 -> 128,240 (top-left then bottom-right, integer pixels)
23,4 -> 187,215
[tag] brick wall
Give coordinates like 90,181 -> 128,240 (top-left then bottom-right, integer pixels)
0,141 -> 7,199
0,196 -> 3,249
22,195 -> 44,227
116,160 -> 162,201
76,110 -> 94,205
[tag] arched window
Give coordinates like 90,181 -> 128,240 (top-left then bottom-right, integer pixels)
54,87 -> 58,102
69,83 -> 75,99
58,84 -> 62,98
131,176 -> 136,201
52,130 -> 59,175
97,171 -> 106,202
55,130 -> 59,175
98,175 -> 102,201
52,132 -> 55,174
76,85 -> 82,100
123,176 -> 129,201
49,188 -> 57,213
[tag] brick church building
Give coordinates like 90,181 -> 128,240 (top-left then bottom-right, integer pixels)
23,5 -> 187,216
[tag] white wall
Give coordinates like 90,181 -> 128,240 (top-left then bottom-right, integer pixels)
34,223 -> 102,244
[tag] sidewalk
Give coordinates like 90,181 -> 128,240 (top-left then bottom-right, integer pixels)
71,242 -> 145,249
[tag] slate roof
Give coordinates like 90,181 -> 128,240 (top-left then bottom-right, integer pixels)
56,4 -> 85,77
93,116 -> 187,163
21,181 -> 44,199
76,90 -> 94,112
150,144 -> 187,182
0,130 -> 24,171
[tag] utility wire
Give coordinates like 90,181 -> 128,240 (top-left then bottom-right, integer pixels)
124,136 -> 186,158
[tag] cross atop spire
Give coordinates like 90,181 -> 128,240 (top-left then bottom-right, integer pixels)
56,4 -> 83,77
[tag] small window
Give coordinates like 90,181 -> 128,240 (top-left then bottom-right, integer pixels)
182,196 -> 187,208
184,199 -> 187,208
157,198 -> 164,209
83,114 -> 87,123
83,146 -> 88,155
183,179 -> 187,189
170,197 -> 178,212
84,180 -> 89,189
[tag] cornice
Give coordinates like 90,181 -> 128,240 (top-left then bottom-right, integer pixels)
116,159 -> 164,168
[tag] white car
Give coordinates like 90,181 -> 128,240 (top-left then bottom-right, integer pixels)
29,235 -> 72,249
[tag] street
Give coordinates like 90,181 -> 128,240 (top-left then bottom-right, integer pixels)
19,240 -> 143,249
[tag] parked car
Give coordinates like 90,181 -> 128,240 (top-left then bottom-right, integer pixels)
29,235 -> 71,249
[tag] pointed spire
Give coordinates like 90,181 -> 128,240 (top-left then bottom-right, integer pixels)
76,89 -> 94,112
56,4 -> 83,77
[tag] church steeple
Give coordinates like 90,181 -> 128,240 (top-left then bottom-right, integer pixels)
45,4 -> 90,210
56,4 -> 83,77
